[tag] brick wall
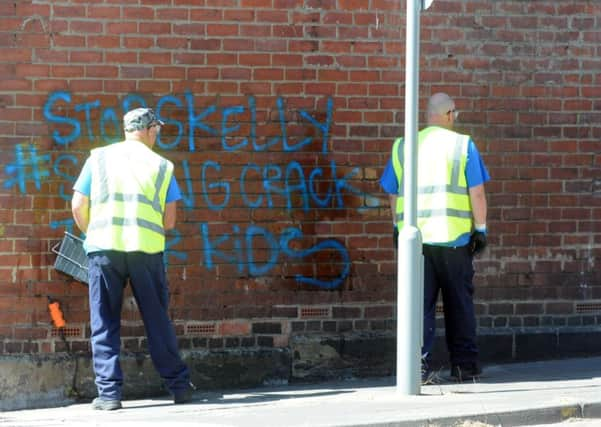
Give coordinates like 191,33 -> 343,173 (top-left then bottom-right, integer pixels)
1,0 -> 601,401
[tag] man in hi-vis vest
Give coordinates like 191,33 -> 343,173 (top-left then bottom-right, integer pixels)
72,108 -> 193,410
380,93 -> 490,382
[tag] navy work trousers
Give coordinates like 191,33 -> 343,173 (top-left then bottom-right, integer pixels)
421,244 -> 478,366
88,251 -> 190,400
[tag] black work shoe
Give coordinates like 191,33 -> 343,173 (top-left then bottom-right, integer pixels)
173,383 -> 195,404
92,397 -> 122,411
450,362 -> 482,382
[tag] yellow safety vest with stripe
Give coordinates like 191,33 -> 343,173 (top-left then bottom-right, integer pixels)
392,126 -> 473,244
86,140 -> 173,254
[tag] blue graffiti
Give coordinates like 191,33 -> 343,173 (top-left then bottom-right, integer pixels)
215,95 -> 332,153
156,95 -> 184,149
296,97 -> 333,154
50,218 -> 76,235
3,144 -> 51,193
43,92 -> 81,146
201,222 -> 349,289
182,159 -> 363,213
180,159 -> 195,209
43,91 -> 333,155
201,160 -> 230,210
75,100 -> 101,141
280,227 -> 349,289
26,90 -> 385,289
53,154 -> 79,201
100,108 -> 120,144
164,229 -> 188,266
186,91 -> 218,152
222,104 -> 247,151
43,91 -> 149,146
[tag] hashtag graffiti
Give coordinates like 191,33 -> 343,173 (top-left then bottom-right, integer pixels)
3,144 -> 51,193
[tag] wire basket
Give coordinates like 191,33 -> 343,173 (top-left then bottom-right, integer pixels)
52,232 -> 88,285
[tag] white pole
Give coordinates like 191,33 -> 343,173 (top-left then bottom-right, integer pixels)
396,0 -> 425,396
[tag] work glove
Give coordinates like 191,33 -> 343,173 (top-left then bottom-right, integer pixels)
393,226 -> 399,249
469,230 -> 487,256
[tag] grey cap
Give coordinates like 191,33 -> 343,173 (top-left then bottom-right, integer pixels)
123,108 -> 164,132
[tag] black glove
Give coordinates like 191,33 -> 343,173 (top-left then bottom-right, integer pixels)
393,226 -> 399,249
469,230 -> 487,256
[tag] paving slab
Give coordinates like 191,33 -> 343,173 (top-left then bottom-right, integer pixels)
2,357 -> 601,427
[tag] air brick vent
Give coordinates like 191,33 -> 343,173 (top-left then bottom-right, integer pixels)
576,303 -> 601,314
51,327 -> 82,338
300,307 -> 330,318
186,323 -> 216,336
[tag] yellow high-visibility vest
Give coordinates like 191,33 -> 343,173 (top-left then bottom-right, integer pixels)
85,140 -> 173,253
392,126 -> 472,244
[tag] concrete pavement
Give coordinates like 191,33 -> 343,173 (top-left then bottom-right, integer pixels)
2,357 -> 601,427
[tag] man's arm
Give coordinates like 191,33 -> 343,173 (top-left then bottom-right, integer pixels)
71,191 -> 90,233
469,184 -> 487,228
164,201 -> 177,231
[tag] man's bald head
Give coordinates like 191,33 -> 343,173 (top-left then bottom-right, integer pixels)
427,93 -> 456,128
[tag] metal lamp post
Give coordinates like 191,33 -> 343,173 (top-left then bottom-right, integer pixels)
396,0 -> 433,396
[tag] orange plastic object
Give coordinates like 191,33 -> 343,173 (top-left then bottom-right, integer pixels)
48,301 -> 66,328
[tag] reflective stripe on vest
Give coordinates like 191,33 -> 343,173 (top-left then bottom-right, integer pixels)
86,140 -> 172,253
87,217 -> 165,236
392,127 -> 472,243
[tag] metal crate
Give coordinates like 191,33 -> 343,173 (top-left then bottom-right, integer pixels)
52,232 -> 88,285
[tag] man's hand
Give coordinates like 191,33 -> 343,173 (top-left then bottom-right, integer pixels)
469,231 -> 487,256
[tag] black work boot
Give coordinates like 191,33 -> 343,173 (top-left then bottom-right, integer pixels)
173,382 -> 196,404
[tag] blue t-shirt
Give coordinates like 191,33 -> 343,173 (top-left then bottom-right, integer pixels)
380,137 -> 490,247
73,157 -> 182,202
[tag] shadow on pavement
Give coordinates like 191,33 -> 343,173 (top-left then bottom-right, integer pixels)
124,388 -> 356,410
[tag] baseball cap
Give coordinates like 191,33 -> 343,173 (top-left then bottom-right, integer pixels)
123,108 -> 165,132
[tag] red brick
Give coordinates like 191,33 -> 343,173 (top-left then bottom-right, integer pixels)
322,12 -> 352,25
87,35 -> 120,49
256,10 -> 288,23
53,5 -> 86,18
224,8 -> 255,21
0,1 -> 15,16
70,79 -> 104,92
123,6 -> 155,20
122,36 -> 153,49
207,23 -> 239,37
87,5 -> 122,19
84,65 -> 118,78
364,305 -> 393,319
154,67 -> 186,79
139,81 -> 171,93
252,68 -> 283,81
157,7 -> 189,20
139,22 -> 171,34
240,54 -> 270,67
256,39 -> 287,52
0,0 -> 600,358
241,0 -> 272,6
219,321 -> 251,336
